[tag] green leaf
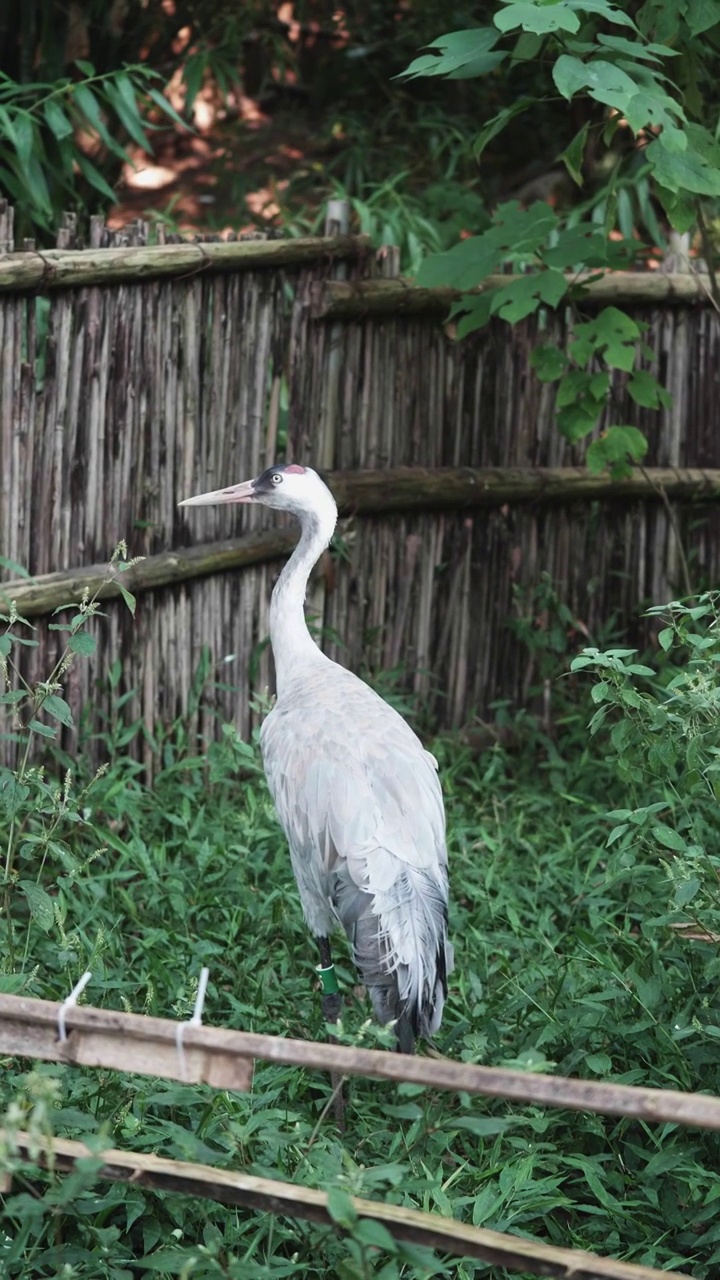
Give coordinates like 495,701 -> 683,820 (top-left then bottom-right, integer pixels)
75,59 -> 96,76
491,269 -> 568,323
685,0 -> 720,36
19,880 -> 55,931
454,293 -> 494,337
675,876 -> 701,907
531,344 -> 568,382
658,627 -> 674,651
596,32 -> 677,60
653,824 -> 687,852
647,124 -> 720,196
474,98 -> 535,159
0,554 -> 31,578
28,718 -> 57,738
495,3 -> 580,35
326,1187 -> 358,1229
416,239 -> 499,289
452,1115 -> 516,1135
554,57 -> 640,112
571,308 -> 641,371
76,153 -> 117,202
627,369 -> 672,409
586,426 -> 648,474
43,98 -> 74,140
399,29 -> 506,80
559,122 -> 589,187
585,1052 -> 612,1074
103,78 -> 151,151
0,634 -> 10,656
354,1219 -> 398,1252
119,584 -> 137,616
42,694 -> 74,727
68,631 -> 97,656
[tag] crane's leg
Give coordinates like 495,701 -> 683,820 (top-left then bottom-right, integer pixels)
317,936 -> 345,1130
317,936 -> 342,1024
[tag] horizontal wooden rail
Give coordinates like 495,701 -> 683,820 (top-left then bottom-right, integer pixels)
0,234 -> 368,293
2,1130 -> 690,1280
2,993 -> 720,1131
3,466 -> 720,617
311,272 -> 715,318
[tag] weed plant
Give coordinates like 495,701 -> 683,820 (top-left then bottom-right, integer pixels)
1,588 -> 720,1276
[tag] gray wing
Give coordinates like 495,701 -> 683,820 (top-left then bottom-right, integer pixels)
260,668 -> 451,1041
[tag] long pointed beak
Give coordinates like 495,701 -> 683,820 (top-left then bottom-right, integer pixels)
179,479 -> 256,507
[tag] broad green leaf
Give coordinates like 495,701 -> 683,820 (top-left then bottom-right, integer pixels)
417,239 -> 500,288
28,718 -> 57,738
42,693 -> 74,727
568,0 -> 638,27
353,1219 -> 398,1252
19,880 -> 55,931
557,401 -> 601,442
627,370 -> 672,409
653,823 -> 687,852
554,57 -> 640,111
452,1115 -> 516,1135
495,3 -> 581,35
454,292 -> 494,337
648,123 -> 720,196
491,269 -> 568,323
586,426 -> 648,473
326,1187 -> 358,1229
0,634 -> 10,656
585,1052 -> 612,1073
68,631 -> 97,656
400,27 -> 508,79
685,0 -> 720,35
655,187 -> 696,233
571,308 -> 641,370
675,876 -> 701,907
531,344 -> 568,381
623,89 -> 685,143
13,111 -> 35,173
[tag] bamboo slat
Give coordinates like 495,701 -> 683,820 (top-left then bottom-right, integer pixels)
2,1130 -> 692,1279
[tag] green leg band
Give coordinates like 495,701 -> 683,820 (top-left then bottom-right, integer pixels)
317,963 -> 339,995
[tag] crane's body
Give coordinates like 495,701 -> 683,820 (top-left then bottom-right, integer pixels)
180,464 -> 452,1051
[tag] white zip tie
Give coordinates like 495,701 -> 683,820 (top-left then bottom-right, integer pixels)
175,967 -> 210,1081
57,970 -> 92,1043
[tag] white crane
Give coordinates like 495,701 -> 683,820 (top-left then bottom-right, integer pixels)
180,464 -> 452,1052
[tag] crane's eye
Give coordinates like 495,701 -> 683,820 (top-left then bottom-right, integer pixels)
271,473 -> 282,485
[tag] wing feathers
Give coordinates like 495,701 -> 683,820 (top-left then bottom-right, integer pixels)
260,663 -> 452,1046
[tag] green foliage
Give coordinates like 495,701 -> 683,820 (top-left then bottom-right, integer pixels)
571,593 -> 720,946
0,63 -> 185,237
2,592 -> 720,1273
0,544 -> 142,973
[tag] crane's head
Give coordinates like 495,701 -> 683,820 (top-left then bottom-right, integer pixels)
179,464 -> 337,521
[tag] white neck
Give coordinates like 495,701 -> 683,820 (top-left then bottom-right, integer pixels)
269,489 -> 338,695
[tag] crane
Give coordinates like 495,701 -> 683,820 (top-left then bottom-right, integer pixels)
180,464 -> 452,1052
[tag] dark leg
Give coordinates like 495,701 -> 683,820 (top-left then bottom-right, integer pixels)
317,936 -> 345,1130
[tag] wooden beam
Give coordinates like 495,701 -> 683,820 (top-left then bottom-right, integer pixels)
311,273 -> 715,319
3,1131 -> 692,1279
4,467 -> 720,617
3,993 -> 720,1132
0,235 -> 368,294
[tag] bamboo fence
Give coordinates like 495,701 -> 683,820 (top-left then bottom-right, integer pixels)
1,199 -> 720,758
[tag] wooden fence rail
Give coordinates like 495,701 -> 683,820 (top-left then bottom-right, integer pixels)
1,992 -> 711,1279
2,993 -> 720,1130
1,1131 -> 692,1280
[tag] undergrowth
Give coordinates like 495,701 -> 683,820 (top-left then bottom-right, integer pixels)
1,594 -> 720,1276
